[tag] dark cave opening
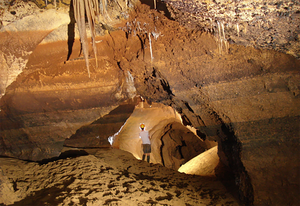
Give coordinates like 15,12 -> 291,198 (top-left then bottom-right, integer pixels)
139,0 -> 172,20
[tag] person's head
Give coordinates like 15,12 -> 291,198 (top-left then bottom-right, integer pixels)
140,123 -> 145,130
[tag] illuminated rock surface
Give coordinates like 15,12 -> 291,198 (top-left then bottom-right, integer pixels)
110,101 -> 214,170
0,148 -> 240,205
178,146 -> 219,177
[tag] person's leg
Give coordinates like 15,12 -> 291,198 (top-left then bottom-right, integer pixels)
142,144 -> 146,161
147,154 -> 150,163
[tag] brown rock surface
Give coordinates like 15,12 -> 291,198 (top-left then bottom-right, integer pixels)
0,27 -> 139,160
64,101 -> 136,148
178,146 -> 219,177
117,5 -> 300,204
0,148 -> 240,205
111,101 -> 214,170
165,0 -> 300,58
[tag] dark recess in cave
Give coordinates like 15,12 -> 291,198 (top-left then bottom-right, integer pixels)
140,0 -> 172,20
37,149 -> 89,165
64,103 -> 136,148
220,123 -> 254,205
196,129 -> 206,141
66,0 -> 75,62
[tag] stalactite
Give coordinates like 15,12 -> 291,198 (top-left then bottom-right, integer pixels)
148,32 -> 154,61
243,22 -> 248,34
100,0 -> 112,21
217,21 -> 222,54
122,19 -> 161,61
216,21 -> 229,54
74,0 -> 90,77
73,0 -> 100,78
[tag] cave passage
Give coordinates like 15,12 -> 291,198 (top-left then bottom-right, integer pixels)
62,97 -> 239,196
64,98 -> 241,202
113,101 -> 240,198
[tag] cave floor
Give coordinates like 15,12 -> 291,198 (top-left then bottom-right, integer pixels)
0,148 -> 241,206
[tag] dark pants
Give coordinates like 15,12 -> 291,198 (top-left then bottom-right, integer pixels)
143,144 -> 151,153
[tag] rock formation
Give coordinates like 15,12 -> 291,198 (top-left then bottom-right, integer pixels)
0,148 -> 240,205
165,0 -> 300,58
0,0 -> 299,205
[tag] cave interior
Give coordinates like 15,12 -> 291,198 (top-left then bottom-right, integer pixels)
0,0 -> 299,205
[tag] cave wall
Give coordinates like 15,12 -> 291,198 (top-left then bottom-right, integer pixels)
0,40 -> 134,160
150,121 -> 212,170
0,0 -> 70,97
116,4 -> 300,205
0,0 -> 139,161
0,16 -> 137,161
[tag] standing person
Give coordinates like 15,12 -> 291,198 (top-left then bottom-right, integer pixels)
139,123 -> 151,163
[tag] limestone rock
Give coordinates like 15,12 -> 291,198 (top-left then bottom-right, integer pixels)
0,1 -> 70,97
165,0 -> 300,58
178,146 -> 219,177
0,148 -> 240,205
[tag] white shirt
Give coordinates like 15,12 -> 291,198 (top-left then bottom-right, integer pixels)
139,130 -> 151,144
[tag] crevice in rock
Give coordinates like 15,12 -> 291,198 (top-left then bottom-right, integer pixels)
159,126 -> 171,167
176,140 -> 186,159
136,34 -> 146,60
38,149 -> 89,165
137,67 -> 174,103
66,0 -> 75,62
175,99 -> 254,204
219,123 -> 254,205
152,67 -> 174,96
196,130 -> 206,141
